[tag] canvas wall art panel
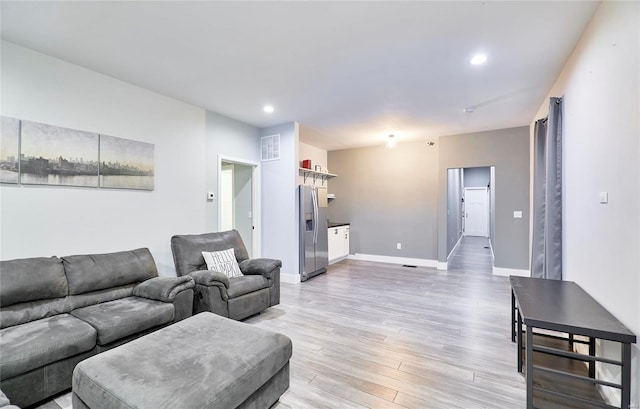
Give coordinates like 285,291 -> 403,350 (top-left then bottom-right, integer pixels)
0,116 -> 20,184
99,134 -> 154,190
20,120 -> 99,187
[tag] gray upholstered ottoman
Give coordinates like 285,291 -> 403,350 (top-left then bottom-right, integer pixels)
72,312 -> 292,409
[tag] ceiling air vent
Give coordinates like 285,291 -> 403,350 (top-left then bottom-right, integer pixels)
261,134 -> 280,161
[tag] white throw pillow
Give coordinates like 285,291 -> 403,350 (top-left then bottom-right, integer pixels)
201,248 -> 243,278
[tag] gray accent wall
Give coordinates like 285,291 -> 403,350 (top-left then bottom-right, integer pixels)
464,166 -> 490,188
328,126 -> 529,270
438,127 -> 530,269
328,141 -> 439,260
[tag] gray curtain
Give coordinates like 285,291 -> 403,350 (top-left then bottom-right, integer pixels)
531,119 -> 547,277
531,97 -> 563,279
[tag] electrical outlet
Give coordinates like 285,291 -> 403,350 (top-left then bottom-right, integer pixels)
397,243 -> 402,250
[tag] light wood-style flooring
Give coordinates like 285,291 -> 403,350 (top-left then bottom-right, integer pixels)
32,236 -> 603,409
250,236 -> 527,408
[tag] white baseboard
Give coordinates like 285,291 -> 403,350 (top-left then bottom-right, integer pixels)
488,239 -> 495,260
492,266 -> 530,277
280,273 -> 301,284
329,256 -> 348,265
437,261 -> 448,270
446,235 -> 463,260
348,253 -> 437,268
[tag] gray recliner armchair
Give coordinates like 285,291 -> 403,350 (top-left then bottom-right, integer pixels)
171,230 -> 281,320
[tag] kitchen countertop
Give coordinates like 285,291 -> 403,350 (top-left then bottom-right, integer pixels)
328,222 -> 350,228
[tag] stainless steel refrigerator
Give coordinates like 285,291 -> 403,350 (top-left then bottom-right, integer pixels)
299,185 -> 328,281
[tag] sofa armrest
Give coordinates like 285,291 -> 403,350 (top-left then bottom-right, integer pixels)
133,276 -> 194,303
238,258 -> 282,279
188,270 -> 230,289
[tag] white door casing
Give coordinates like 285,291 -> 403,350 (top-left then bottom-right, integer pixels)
217,155 -> 262,258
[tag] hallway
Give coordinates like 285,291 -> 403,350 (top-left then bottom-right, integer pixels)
447,235 -> 493,273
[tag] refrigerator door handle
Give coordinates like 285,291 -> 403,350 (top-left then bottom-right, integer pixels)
312,188 -> 318,244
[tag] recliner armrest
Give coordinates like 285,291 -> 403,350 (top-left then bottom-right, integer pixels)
188,270 -> 230,289
133,276 -> 194,303
238,258 -> 282,279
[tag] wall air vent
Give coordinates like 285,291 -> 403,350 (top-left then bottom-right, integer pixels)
261,134 -> 280,161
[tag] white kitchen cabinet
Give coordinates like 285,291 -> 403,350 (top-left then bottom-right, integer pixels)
343,225 -> 350,258
328,225 -> 350,264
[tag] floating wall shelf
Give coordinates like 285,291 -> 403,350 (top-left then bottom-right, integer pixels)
299,168 -> 337,186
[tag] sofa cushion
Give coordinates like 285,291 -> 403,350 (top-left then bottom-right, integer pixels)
62,248 -> 158,295
0,256 -> 67,307
70,297 -> 173,345
0,314 -> 96,380
1,284 -> 136,330
0,298 -> 71,330
227,275 -> 269,298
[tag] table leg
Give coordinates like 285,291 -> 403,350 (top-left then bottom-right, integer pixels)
526,327 -> 534,409
588,337 -> 596,378
511,290 -> 516,342
517,309 -> 523,373
622,342 -> 631,409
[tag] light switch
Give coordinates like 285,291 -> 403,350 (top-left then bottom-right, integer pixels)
513,211 -> 522,219
207,192 -> 215,201
599,192 -> 608,204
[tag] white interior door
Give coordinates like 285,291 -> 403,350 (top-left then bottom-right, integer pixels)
464,187 -> 489,237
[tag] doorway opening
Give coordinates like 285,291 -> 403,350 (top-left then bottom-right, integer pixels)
446,166 -> 495,266
218,156 -> 261,258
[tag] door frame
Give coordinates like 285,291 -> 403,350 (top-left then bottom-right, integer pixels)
463,187 -> 489,237
217,154 -> 261,257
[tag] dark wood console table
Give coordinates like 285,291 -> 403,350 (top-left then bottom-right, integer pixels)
510,276 -> 636,409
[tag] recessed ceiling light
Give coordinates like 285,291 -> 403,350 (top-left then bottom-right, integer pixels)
263,105 -> 274,113
470,54 -> 488,65
386,134 -> 397,149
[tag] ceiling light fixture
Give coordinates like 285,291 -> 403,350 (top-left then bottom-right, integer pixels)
263,105 -> 274,113
470,54 -> 487,65
386,134 -> 396,149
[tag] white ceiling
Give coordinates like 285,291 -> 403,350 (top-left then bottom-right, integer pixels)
1,1 -> 599,151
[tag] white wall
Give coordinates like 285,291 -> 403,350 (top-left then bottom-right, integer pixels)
261,122 -> 300,282
205,111 -> 260,232
298,141 -> 328,188
531,2 -> 640,405
0,41 -> 207,276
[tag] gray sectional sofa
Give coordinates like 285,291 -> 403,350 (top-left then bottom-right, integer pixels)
0,248 -> 195,408
171,230 -> 281,320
